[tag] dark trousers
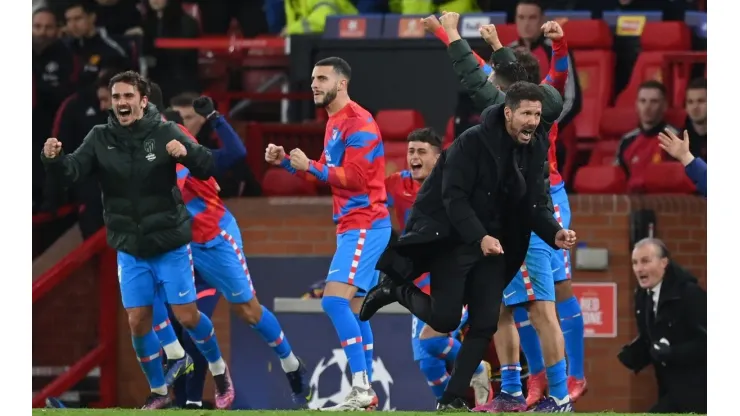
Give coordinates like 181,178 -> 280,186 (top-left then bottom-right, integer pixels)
396,243 -> 508,400
169,293 -> 221,406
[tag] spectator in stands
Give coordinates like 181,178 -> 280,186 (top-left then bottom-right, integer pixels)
684,78 -> 707,162
170,93 -> 262,197
33,6 -> 77,208
282,0 -> 359,35
63,1 -> 130,87
142,0 -> 201,104
615,80 -> 678,193
658,129 -> 707,197
93,0 -> 144,36
390,0 -> 480,14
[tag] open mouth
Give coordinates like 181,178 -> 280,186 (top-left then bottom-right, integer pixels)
410,162 -> 422,173
117,107 -> 132,117
520,129 -> 534,140
637,275 -> 649,284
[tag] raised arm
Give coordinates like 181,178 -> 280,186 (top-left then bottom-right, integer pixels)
40,127 -> 100,185
167,122 -> 214,179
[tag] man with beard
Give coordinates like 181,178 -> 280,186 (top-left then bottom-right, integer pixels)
360,82 -> 577,411
265,57 -> 391,411
40,71 -> 234,410
385,128 -> 492,406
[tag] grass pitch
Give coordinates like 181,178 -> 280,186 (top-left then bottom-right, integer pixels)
31,410 -> 702,416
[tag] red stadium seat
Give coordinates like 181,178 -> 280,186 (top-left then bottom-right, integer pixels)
375,109 -> 425,142
643,162 -> 696,194
599,107 -> 638,142
385,154 -> 407,176
261,168 -> 318,196
588,140 -> 620,166
573,165 -> 627,194
563,20 -> 613,50
572,50 -> 615,138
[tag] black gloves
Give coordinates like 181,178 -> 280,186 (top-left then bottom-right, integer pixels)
193,96 -> 219,121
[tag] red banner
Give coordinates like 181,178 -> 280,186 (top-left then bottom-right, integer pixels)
572,282 -> 617,338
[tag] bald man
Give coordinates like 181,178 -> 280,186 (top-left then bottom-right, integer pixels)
618,238 -> 706,413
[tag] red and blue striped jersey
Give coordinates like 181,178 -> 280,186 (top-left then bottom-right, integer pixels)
385,170 -> 429,294
282,101 -> 390,234
542,37 -> 569,189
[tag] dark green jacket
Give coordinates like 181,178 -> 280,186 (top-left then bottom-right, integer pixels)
446,39 -> 564,131
41,103 -> 214,258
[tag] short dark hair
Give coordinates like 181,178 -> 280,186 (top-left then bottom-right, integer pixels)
314,57 -> 352,80
638,80 -> 666,97
407,127 -> 442,149
687,77 -> 707,91
170,92 -> 199,108
108,70 -> 150,98
504,81 -> 544,110
514,50 -> 541,84
148,82 -> 165,110
64,1 -> 95,15
494,61 -> 529,91
516,0 -> 544,13
162,108 -> 185,125
33,6 -> 56,19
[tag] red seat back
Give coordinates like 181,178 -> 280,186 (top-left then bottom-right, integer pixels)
573,165 -> 627,194
599,107 -> 638,142
563,20 -> 613,50
643,162 -> 696,194
375,109 -> 425,142
588,140 -> 620,166
572,50 -> 615,138
495,24 -> 519,46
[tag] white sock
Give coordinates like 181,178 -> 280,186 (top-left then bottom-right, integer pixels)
209,357 -> 227,376
185,400 -> 202,407
162,341 -> 185,360
351,370 -> 370,389
280,352 -> 300,373
151,385 -> 167,395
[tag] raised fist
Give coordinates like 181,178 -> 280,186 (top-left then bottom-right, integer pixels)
43,137 -> 63,158
193,96 -> 217,120
265,143 -> 286,165
166,140 -> 187,158
541,21 -> 564,40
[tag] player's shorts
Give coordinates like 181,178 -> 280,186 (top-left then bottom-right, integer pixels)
503,185 -> 570,306
326,227 -> 392,295
410,306 -> 469,361
118,244 -> 197,309
190,218 -> 256,304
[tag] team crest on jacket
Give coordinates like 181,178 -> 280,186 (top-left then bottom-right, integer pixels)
144,139 -> 156,161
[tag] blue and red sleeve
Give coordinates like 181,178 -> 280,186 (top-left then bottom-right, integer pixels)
283,119 -> 379,191
542,37 -> 569,95
434,27 -> 493,76
385,175 -> 397,208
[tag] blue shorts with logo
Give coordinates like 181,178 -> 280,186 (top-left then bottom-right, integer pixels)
410,307 -> 469,361
326,227 -> 392,296
190,218 -> 256,304
118,244 -> 197,309
503,184 -> 572,306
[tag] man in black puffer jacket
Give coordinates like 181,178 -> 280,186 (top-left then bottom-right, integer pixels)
40,71 -> 235,410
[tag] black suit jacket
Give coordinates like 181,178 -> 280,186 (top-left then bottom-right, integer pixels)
381,103 -> 562,281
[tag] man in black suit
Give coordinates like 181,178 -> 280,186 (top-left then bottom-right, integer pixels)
618,238 -> 707,413
360,81 -> 577,410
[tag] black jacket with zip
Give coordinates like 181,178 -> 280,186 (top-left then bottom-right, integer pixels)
41,103 -> 214,258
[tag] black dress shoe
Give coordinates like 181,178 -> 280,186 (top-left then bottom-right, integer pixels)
436,397 -> 471,412
359,275 -> 398,321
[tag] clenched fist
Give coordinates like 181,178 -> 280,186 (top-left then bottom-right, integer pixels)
166,140 -> 187,158
481,235 -> 503,256
555,229 -> 577,250
439,11 -> 460,32
289,148 -> 310,171
43,138 -> 63,158
421,14 -> 442,34
541,20 -> 564,40
265,143 -> 286,165
479,24 -> 500,47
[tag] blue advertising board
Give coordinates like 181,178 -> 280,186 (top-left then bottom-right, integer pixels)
230,257 -> 437,411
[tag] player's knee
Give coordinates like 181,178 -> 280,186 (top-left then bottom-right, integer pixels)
232,299 -> 262,325
554,280 -> 574,301
126,306 -> 153,336
321,295 -> 350,315
171,303 -> 200,329
497,305 -> 515,327
527,301 -> 558,329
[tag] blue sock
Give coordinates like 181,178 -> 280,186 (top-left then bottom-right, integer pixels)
355,314 -> 374,382
500,363 -> 523,395
418,357 -> 449,399
557,296 -> 585,379
152,298 -> 178,351
252,305 -> 293,359
321,296 -> 367,377
546,359 -> 569,400
132,330 -> 166,389
185,313 -> 223,364
514,307 -> 546,375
